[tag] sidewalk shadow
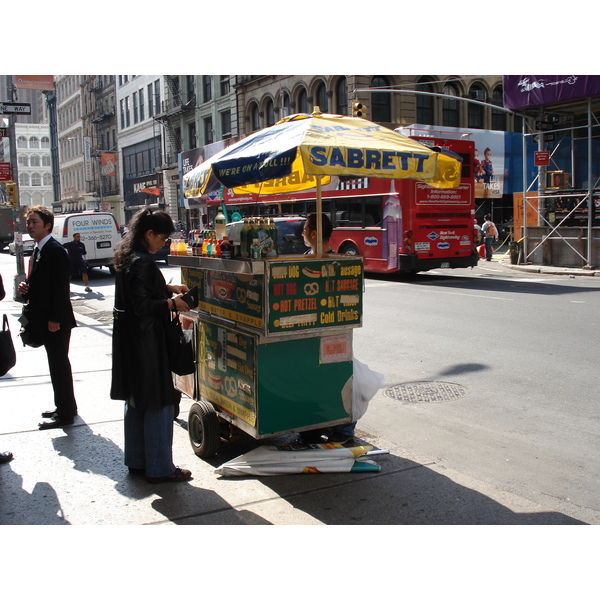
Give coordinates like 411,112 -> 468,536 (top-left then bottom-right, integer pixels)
49,423 -> 271,525
207,434 -> 586,525
0,466 -> 70,525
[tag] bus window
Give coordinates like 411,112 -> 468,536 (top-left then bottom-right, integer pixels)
365,196 -> 382,227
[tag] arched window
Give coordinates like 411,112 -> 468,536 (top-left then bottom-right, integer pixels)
371,76 -> 391,123
416,78 -> 435,124
265,98 -> 275,127
42,155 -> 51,167
297,88 -> 309,114
468,84 -> 485,129
491,85 -> 506,131
336,78 -> 348,115
17,136 -> 28,149
442,82 -> 460,127
250,103 -> 260,131
315,82 -> 328,113
19,173 -> 29,187
29,136 -> 39,149
30,155 -> 41,167
281,92 -> 291,117
18,155 -> 29,167
43,173 -> 52,186
41,136 -> 50,148
31,173 -> 42,186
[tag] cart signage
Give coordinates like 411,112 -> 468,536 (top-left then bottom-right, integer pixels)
197,319 -> 257,427
268,258 -> 363,333
182,266 -> 265,331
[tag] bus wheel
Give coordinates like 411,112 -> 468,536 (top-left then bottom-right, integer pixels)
339,242 -> 359,256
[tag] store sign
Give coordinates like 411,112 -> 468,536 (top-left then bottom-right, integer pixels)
534,151 -> 551,166
0,163 -> 11,182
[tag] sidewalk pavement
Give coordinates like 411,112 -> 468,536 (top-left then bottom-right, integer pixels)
0,284 -> 593,526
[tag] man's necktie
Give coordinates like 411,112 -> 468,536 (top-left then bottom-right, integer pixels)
29,246 -> 39,277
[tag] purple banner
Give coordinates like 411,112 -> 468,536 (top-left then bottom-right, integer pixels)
503,76 -> 600,110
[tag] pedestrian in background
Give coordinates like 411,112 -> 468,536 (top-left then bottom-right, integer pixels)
0,273 -> 14,463
481,214 -> 498,261
63,233 -> 91,292
110,208 -> 192,483
17,206 -> 78,430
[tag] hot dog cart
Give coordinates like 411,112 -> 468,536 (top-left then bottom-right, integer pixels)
168,253 -> 363,458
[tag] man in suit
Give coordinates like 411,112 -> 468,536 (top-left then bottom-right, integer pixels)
18,206 -> 78,430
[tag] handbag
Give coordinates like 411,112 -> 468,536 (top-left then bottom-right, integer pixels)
165,310 -> 195,376
18,304 -> 44,348
0,314 -> 17,377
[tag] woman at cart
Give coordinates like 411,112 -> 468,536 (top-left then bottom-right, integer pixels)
110,208 -> 192,483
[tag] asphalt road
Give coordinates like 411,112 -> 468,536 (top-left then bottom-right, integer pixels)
354,259 -> 600,523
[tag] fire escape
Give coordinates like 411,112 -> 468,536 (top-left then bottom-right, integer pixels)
154,76 -> 195,170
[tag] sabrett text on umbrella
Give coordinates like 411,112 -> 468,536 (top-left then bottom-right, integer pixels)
309,146 -> 431,171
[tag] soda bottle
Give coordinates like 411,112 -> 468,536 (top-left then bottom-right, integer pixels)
251,238 -> 261,259
169,238 -> 176,255
202,234 -> 210,257
220,235 -> 233,259
215,209 -> 227,240
269,218 -> 278,256
177,236 -> 187,256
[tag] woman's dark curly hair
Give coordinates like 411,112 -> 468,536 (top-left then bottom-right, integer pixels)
113,208 -> 175,271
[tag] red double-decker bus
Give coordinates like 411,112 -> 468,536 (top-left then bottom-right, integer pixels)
207,136 -> 478,274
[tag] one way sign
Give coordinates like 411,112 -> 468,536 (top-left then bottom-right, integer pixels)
0,102 -> 32,115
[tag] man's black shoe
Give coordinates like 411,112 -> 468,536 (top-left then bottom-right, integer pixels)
0,451 -> 13,464
38,416 -> 74,430
41,409 -> 78,418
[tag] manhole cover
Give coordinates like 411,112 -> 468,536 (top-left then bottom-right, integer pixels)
384,381 -> 467,404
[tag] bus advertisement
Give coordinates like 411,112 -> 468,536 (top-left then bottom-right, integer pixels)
207,137 -> 478,274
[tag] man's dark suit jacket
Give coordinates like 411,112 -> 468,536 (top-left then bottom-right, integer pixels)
27,236 -> 76,335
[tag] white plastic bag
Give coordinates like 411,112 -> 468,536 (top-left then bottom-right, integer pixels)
352,358 -> 384,421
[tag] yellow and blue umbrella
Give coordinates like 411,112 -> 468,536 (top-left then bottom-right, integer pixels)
183,107 -> 462,254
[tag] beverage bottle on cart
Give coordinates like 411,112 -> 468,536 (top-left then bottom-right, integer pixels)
240,218 -> 250,258
177,236 -> 187,256
215,209 -> 227,240
251,238 -> 261,259
269,218 -> 278,255
220,235 -> 233,259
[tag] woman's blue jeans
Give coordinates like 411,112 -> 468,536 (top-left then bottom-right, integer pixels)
124,403 -> 175,478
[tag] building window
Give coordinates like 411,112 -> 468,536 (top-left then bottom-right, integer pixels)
30,155 -> 40,167
147,83 -> 154,117
133,91 -> 139,124
31,173 -> 42,186
468,84 -> 485,129
43,173 -> 52,186
186,76 -> 195,103
18,155 -> 28,167
220,76 -> 230,96
250,103 -> 260,131
315,82 -> 328,112
204,117 -> 213,145
41,136 -> 50,149
29,136 -> 39,149
265,98 -> 275,127
188,122 -> 197,149
120,99 -> 125,129
297,88 -> 308,114
442,82 -> 460,128
371,76 -> 391,123
139,88 -> 145,121
154,80 -> 161,114
125,96 -> 130,127
281,92 -> 291,118
42,155 -> 51,167
203,76 -> 212,103
221,111 -> 231,138
416,78 -> 435,125
491,86 -> 506,131
19,173 -> 29,187
17,136 -> 27,148
336,78 -> 348,115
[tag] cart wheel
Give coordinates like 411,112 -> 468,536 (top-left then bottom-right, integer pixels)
188,400 -> 220,458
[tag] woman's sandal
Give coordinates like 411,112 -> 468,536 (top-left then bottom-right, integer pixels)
146,467 -> 192,484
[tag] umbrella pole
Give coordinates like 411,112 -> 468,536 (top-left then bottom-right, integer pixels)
316,175 -> 323,258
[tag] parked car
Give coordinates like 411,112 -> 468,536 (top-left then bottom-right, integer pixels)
226,216 -> 307,255
8,233 -> 34,255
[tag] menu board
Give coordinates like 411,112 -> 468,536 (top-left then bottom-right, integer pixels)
197,318 -> 257,427
182,266 -> 264,331
268,258 -> 363,333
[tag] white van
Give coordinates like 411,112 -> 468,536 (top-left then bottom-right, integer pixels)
52,212 -> 121,272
